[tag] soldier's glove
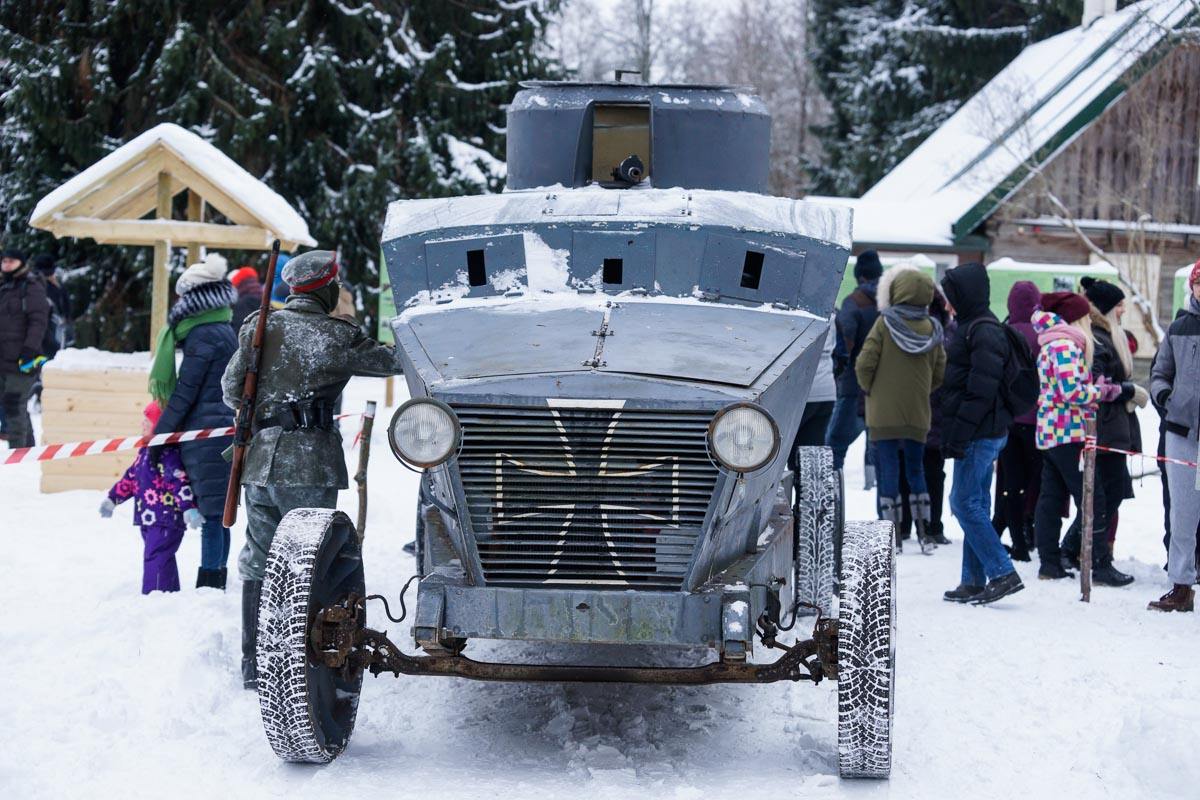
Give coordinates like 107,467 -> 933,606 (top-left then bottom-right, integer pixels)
184,508 -> 204,530
18,349 -> 47,374
99,498 -> 115,518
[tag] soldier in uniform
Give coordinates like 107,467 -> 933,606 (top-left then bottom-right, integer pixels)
222,250 -> 397,689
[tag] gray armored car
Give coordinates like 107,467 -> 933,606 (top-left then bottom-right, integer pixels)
254,81 -> 896,779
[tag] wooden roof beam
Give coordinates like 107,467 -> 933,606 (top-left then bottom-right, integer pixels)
46,217 -> 279,250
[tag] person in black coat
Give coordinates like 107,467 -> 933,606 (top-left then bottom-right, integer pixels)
939,263 -> 1022,605
151,254 -> 238,589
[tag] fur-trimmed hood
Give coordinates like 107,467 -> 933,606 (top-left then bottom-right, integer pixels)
876,264 -> 934,310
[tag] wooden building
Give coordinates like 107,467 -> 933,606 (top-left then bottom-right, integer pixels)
812,0 -> 1200,337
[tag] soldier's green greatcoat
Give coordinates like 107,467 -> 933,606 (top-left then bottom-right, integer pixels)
221,293 -> 397,488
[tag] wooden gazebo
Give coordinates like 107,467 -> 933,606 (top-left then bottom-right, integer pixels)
28,124 -> 315,493
29,122 -> 316,346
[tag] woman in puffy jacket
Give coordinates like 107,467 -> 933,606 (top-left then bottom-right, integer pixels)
148,253 -> 238,590
1031,292 -> 1129,586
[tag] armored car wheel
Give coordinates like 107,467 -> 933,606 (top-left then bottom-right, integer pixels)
257,508 -> 365,763
794,446 -> 839,617
837,519 -> 895,779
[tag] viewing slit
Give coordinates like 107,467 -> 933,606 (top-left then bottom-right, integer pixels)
741,251 -> 764,290
603,258 -> 623,284
467,249 -> 487,287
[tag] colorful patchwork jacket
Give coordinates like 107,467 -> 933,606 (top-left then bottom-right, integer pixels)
107,446 -> 195,529
1033,310 -> 1101,450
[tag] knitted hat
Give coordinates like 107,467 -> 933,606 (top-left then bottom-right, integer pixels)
853,250 -> 883,282
32,253 -> 57,275
1,248 -> 27,264
176,252 -> 229,295
1040,291 -> 1091,323
143,400 -> 163,427
1080,276 -> 1124,315
282,250 -> 339,292
1190,260 -> 1200,287
228,266 -> 258,288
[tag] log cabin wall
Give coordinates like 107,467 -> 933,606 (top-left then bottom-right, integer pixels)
982,45 -> 1200,330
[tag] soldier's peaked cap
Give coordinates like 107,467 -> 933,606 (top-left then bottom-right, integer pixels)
282,250 -> 339,292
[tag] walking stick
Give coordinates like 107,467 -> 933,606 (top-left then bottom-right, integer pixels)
1080,417 -> 1096,602
355,401 -> 377,543
223,240 -> 281,527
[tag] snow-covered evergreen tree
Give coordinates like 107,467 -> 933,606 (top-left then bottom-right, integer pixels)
0,1 -> 559,350
808,0 -> 1079,197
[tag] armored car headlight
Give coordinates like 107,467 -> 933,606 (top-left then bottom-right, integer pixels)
708,403 -> 779,474
388,398 -> 461,468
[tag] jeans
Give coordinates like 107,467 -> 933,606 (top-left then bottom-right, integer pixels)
825,395 -> 865,471
875,439 -> 927,498
925,448 -> 947,537
950,436 -> 1014,586
200,516 -> 231,570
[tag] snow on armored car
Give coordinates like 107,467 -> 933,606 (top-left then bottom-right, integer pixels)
254,81 -> 896,779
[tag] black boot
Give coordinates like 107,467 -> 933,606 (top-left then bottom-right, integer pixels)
196,568 -> 223,589
214,567 -> 228,591
242,579 -> 263,690
1039,561 -> 1075,580
943,583 -> 984,603
970,571 -> 1024,605
1093,560 -> 1134,587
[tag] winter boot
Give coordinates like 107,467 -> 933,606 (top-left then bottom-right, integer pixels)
943,583 -> 984,603
1092,560 -> 1135,587
214,567 -> 228,591
970,571 -> 1024,605
1148,584 -> 1194,612
879,495 -> 903,552
196,568 -> 223,589
242,579 -> 263,690
1038,561 -> 1075,580
909,493 -> 935,554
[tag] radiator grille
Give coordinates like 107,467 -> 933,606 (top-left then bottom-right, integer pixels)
453,406 -> 719,590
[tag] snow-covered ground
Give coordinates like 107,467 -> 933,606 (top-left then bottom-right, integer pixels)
3,378 -> 1197,799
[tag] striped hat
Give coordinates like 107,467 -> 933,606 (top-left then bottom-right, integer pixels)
281,250 -> 339,293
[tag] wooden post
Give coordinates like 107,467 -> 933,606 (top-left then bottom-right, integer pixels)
149,171 -> 173,352
385,375 -> 395,408
1080,417 -> 1096,602
186,189 -> 205,266
355,401 -> 377,542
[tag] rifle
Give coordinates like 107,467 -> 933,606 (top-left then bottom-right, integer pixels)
223,239 -> 281,527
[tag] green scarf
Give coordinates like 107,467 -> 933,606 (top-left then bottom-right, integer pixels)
148,307 -> 233,404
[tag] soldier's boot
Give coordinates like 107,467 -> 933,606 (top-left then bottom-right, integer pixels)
879,495 -> 903,553
909,493 -> 935,555
242,579 -> 263,690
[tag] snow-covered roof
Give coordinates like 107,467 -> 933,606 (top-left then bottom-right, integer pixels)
382,186 -> 853,250
858,0 -> 1196,245
805,195 -> 956,249
30,123 -> 316,250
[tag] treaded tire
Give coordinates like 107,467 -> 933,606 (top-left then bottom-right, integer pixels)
794,446 -> 839,617
837,519 -> 895,779
257,508 -> 365,763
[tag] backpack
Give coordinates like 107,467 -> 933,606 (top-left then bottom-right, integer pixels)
19,275 -> 62,358
966,318 -> 1038,418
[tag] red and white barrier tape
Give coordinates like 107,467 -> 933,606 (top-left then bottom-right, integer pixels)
1082,434 -> 1198,468
3,412 -> 362,466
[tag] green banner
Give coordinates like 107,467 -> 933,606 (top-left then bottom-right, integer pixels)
377,249 -> 394,344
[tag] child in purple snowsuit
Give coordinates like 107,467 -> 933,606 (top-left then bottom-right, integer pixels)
99,401 -> 202,593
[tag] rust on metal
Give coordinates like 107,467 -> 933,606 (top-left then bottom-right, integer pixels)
310,594 -> 836,686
